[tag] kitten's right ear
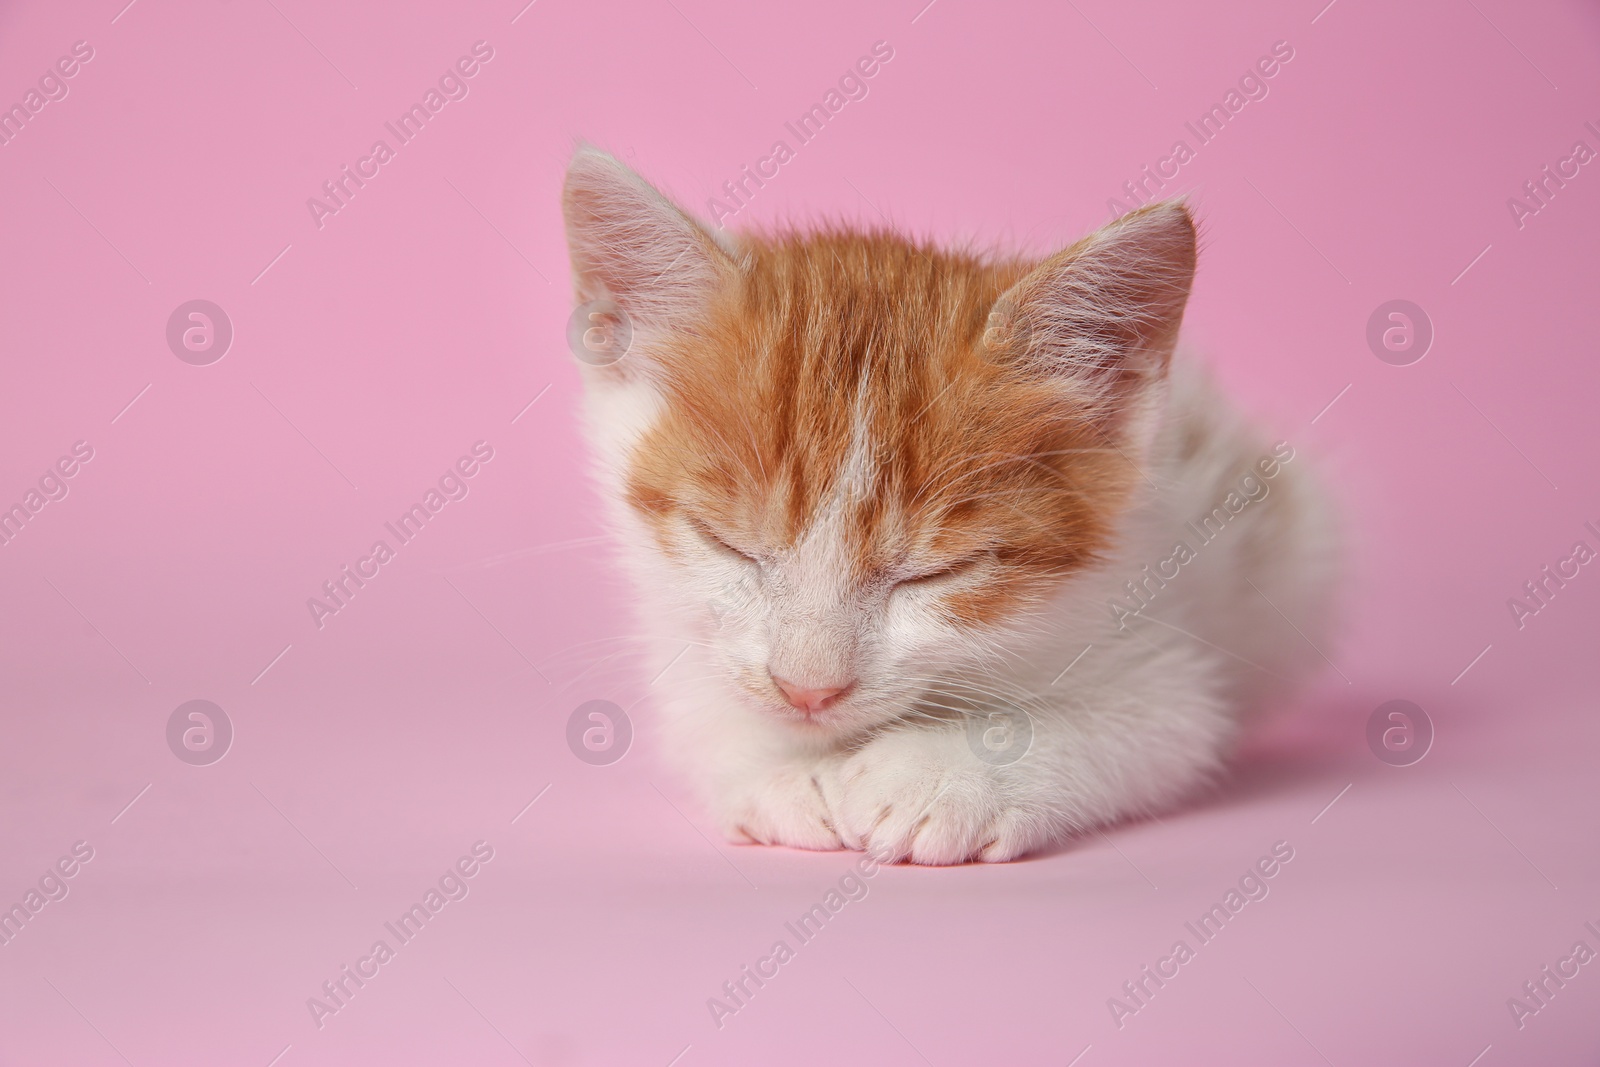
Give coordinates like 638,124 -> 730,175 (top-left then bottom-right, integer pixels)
562,147 -> 737,339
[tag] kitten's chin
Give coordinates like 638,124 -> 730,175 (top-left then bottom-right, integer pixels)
750,693 -> 903,741
733,685 -> 853,735
762,700 -> 846,732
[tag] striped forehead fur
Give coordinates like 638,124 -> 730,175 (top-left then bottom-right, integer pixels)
622,226 -> 1152,622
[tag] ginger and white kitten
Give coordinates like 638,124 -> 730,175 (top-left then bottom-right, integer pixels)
561,147 -> 1337,865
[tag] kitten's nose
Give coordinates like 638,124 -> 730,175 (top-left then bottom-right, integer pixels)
770,673 -> 852,714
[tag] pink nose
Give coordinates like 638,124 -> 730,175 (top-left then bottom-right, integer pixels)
771,674 -> 852,713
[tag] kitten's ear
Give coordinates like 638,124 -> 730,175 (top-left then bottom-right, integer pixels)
986,200 -> 1196,421
562,146 -> 737,336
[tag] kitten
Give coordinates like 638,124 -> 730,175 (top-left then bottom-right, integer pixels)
561,147 -> 1338,865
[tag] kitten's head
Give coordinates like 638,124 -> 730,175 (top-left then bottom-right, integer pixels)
563,148 -> 1195,739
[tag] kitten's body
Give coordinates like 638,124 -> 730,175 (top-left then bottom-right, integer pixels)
563,149 -> 1337,864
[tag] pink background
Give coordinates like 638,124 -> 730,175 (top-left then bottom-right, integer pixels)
2,0 -> 1599,1063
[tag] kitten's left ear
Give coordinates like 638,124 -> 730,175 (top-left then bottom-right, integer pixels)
986,200 -> 1196,422
562,146 -> 738,337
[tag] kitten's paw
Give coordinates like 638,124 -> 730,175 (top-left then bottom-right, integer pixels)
714,763 -> 842,853
824,730 -> 1039,865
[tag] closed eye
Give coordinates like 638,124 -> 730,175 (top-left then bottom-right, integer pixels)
687,518 -> 760,564
895,555 -> 986,588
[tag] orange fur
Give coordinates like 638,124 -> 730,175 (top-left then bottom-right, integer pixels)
622,224 -> 1174,626
561,149 -> 1339,865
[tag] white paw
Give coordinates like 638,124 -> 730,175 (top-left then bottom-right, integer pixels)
713,762 -> 843,853
823,730 -> 1041,865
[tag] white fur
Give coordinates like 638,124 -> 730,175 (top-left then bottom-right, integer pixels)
563,150 -> 1337,864
578,352 -> 1337,865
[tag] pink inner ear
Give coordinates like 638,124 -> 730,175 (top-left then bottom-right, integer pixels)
991,201 -> 1196,410
562,147 -> 735,329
